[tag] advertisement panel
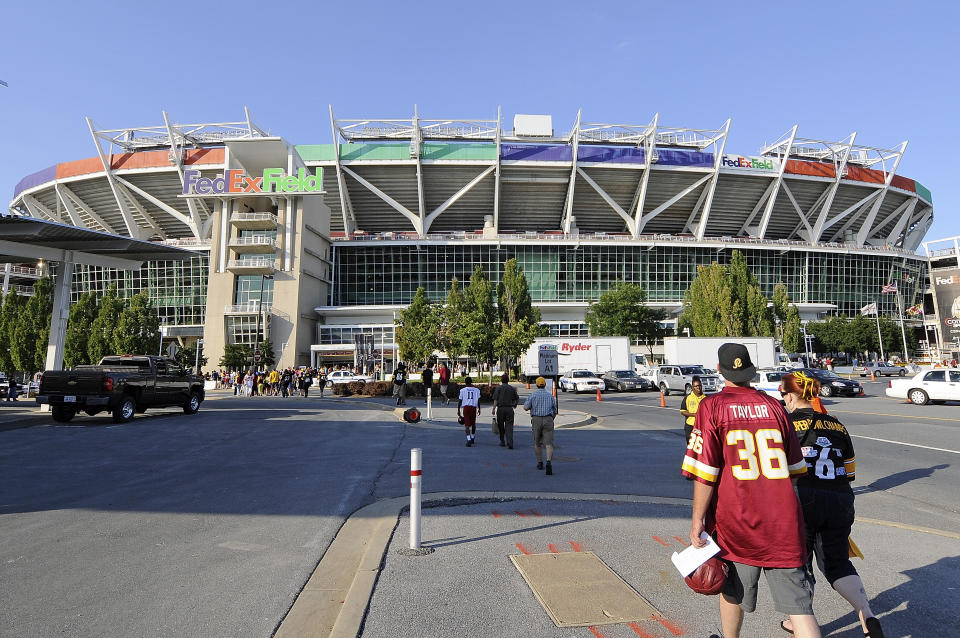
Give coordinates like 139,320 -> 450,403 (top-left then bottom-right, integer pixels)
931,268 -> 960,348
721,154 -> 780,172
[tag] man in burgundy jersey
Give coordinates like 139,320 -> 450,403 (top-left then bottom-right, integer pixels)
682,343 -> 820,638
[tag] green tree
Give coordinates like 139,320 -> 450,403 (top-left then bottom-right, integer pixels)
220,343 -> 252,370
745,285 -> 773,337
174,340 -> 208,372
112,293 -> 161,355
495,259 -> 544,373
396,287 -> 439,367
11,276 -> 53,373
64,291 -> 99,368
783,306 -> 802,354
88,285 -> 124,363
584,281 -> 667,355
460,266 -> 498,384
772,282 -> 790,343
256,339 -> 276,369
439,278 -> 466,368
0,292 -> 25,373
680,262 -> 737,337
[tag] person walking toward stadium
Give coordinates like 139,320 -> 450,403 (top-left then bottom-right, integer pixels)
393,362 -> 408,406
523,376 -> 558,475
437,363 -> 451,406
682,343 -> 820,638
457,376 -> 481,446
492,373 -> 519,448
317,368 -> 328,398
777,371 -> 884,638
421,362 -> 434,405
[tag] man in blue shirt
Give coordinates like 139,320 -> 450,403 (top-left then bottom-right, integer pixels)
523,376 -> 558,475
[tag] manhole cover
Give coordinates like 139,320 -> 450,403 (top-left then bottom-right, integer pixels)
510,551 -> 657,627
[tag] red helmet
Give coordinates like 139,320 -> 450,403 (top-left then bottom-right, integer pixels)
684,556 -> 728,595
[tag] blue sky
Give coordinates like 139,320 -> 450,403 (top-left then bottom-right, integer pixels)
1,1 -> 956,245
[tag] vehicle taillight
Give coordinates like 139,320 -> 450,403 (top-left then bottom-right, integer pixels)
38,373 -> 45,393
103,377 -> 114,392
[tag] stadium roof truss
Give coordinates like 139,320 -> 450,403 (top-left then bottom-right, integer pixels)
320,107 -> 929,250
9,109 -> 270,243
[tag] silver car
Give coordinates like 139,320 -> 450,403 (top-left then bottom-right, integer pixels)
656,365 -> 721,395
602,370 -> 651,392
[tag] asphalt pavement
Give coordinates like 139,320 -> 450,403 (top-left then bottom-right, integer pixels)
1,383 -> 958,637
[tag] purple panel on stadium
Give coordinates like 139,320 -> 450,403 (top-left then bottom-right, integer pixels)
577,146 -> 646,164
500,143 -> 572,161
654,149 -> 714,167
13,165 -> 57,197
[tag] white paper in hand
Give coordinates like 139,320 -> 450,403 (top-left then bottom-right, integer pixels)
671,532 -> 721,577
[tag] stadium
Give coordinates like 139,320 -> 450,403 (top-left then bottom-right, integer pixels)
6,108 -> 932,370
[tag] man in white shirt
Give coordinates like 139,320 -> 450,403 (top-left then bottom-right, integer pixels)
457,376 -> 482,447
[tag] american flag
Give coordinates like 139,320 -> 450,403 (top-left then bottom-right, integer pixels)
881,282 -> 898,294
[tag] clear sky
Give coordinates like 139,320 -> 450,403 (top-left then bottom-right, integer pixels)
1,1 -> 956,246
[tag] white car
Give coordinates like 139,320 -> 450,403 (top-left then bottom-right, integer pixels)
325,370 -> 375,386
750,370 -> 788,399
854,362 -> 906,377
886,368 -> 960,405
559,370 -> 605,393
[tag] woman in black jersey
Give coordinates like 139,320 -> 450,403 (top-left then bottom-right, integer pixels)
778,371 -> 884,638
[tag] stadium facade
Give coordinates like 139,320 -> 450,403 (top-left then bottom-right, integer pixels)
6,109 -> 933,369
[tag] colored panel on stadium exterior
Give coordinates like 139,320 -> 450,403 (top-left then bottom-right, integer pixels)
843,165 -> 885,184
501,143 -> 572,162
13,165 -> 56,196
295,144 -> 338,161
577,146 -> 645,164
654,149 -> 714,167
890,174 -> 917,193
915,182 -> 932,202
339,144 -> 410,161
421,143 -> 498,160
785,160 -> 835,178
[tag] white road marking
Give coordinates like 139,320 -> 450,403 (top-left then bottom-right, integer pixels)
851,434 -> 960,455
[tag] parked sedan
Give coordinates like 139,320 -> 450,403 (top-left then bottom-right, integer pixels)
854,362 -> 906,377
799,368 -> 862,397
325,370 -> 375,386
559,370 -> 605,393
750,370 -> 787,399
886,368 -> 960,405
602,370 -> 651,392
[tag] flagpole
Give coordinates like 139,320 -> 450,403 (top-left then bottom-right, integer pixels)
896,289 -> 909,361
875,301 -> 885,363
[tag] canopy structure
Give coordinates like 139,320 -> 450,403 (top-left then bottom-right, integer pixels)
0,215 -> 198,380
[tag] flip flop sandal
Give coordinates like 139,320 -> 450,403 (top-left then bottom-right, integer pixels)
779,620 -> 794,635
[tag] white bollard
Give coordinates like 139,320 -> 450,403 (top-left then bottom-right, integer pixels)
426,387 -> 432,420
410,448 -> 422,550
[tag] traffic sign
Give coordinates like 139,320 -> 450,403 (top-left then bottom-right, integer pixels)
253,349 -> 262,363
538,344 -> 558,376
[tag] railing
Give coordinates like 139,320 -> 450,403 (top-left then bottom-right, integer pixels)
230,212 -> 277,224
331,231 -> 919,257
229,236 -> 277,247
160,238 -> 211,248
226,258 -> 275,269
7,265 -> 42,277
224,301 -> 272,314
12,284 -> 35,295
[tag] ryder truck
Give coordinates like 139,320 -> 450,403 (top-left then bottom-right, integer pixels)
521,337 -> 631,382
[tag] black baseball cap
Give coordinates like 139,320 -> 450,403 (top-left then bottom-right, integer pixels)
717,343 -> 756,384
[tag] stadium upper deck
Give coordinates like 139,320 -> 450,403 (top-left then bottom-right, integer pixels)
8,109 -> 933,254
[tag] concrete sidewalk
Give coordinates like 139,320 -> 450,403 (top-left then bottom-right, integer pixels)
276,490 -> 953,638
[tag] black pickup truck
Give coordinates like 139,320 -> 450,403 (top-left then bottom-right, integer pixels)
36,355 -> 205,423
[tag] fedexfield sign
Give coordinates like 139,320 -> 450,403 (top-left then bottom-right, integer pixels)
182,168 -> 324,195
721,155 -> 779,171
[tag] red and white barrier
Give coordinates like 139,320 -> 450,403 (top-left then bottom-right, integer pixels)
410,448 -> 423,549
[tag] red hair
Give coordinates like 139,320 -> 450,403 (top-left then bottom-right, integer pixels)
781,371 -> 827,413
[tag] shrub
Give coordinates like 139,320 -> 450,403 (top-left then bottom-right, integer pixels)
346,380 -> 367,395
333,383 -> 352,396
363,381 -> 393,396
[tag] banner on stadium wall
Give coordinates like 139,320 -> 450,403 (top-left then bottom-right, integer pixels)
932,268 -> 960,346
720,154 -> 781,172
180,168 -> 325,197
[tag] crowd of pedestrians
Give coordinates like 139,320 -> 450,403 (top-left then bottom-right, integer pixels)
214,367 -> 319,398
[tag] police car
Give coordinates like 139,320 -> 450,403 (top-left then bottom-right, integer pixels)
559,370 -> 606,393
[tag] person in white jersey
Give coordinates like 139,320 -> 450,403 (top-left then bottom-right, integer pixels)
458,376 -> 481,447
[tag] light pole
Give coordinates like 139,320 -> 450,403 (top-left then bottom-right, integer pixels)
253,274 -> 274,370
195,338 -> 203,373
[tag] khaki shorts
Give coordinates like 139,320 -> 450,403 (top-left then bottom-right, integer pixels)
531,415 -> 555,447
722,560 -> 815,615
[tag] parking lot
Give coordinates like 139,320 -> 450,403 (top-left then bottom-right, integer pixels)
1,385 -> 958,637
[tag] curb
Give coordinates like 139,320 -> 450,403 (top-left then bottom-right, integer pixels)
391,407 -> 596,429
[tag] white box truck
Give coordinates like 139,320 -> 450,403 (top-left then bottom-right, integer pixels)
662,337 -> 778,371
522,337 -> 631,381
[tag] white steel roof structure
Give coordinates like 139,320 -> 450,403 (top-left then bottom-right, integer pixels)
8,108 -> 934,252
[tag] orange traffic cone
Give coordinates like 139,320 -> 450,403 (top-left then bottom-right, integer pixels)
870,371 -> 876,382
552,384 -> 557,398
526,381 -> 530,389
596,388 -> 602,402
659,391 -> 666,408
